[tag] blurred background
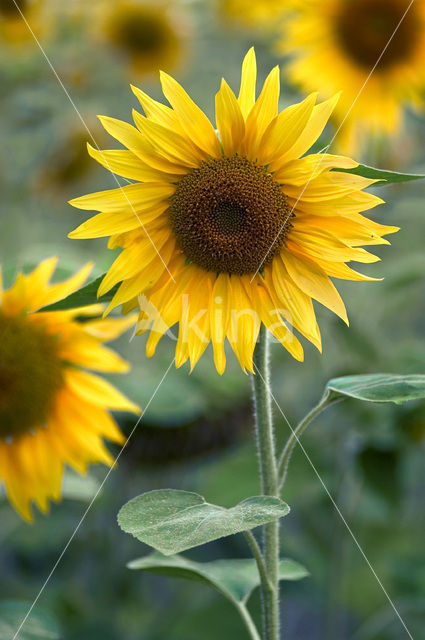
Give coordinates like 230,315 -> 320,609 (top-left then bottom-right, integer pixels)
0,1 -> 424,639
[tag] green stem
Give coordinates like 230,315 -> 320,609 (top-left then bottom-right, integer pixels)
244,530 -> 272,593
237,603 -> 263,640
277,398 -> 341,491
251,325 -> 280,640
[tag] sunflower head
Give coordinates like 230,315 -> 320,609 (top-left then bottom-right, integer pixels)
0,0 -> 51,45
278,0 -> 425,152
70,48 -> 398,375
0,259 -> 139,520
334,0 -> 420,70
0,0 -> 26,16
0,312 -> 63,439
218,0 -> 287,31
100,0 -> 182,75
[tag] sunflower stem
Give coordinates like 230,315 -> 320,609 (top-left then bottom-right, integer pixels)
277,397 -> 342,491
251,325 -> 280,640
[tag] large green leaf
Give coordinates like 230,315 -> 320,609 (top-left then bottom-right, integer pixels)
128,552 -> 308,604
0,601 -> 60,640
41,274 -> 114,311
118,489 -> 290,555
339,164 -> 425,184
324,374 -> 425,405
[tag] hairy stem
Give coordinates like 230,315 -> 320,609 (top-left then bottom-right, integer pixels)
251,325 -> 280,640
237,602 -> 263,640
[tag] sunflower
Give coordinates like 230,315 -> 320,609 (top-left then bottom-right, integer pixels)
96,0 -> 183,76
218,0 -> 288,31
0,0 -> 50,45
277,0 -> 425,153
0,259 -> 139,521
69,48 -> 398,375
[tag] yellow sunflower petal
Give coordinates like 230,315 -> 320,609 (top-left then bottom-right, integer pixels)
282,249 -> 348,323
60,338 -> 130,373
105,237 -> 175,313
65,369 -> 140,413
160,71 -> 221,157
269,258 -> 321,350
253,282 -> 304,362
215,79 -> 245,156
84,314 -> 137,340
132,111 -> 204,167
70,205 -> 169,240
228,276 -> 261,373
243,65 -> 280,157
210,273 -> 232,375
87,144 -> 179,182
261,93 -> 317,166
186,273 -> 213,371
279,93 -> 340,164
288,228 -> 380,263
69,182 -> 174,214
32,262 -> 94,310
131,85 -> 181,131
98,227 -> 171,296
238,47 -> 257,119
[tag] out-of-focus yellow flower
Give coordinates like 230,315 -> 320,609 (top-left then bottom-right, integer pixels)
95,0 -> 185,76
218,0 -> 288,31
69,48 -> 397,375
0,259 -> 139,521
277,0 -> 425,153
36,121 -> 106,193
0,0 -> 50,45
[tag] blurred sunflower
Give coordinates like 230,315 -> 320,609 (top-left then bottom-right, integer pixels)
278,0 -> 425,152
0,259 -> 139,521
218,0 -> 287,31
0,0 -> 50,45
69,48 -> 398,375
96,0 -> 183,76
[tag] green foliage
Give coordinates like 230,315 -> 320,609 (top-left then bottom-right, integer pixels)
118,489 -> 289,555
339,164 -> 425,184
0,601 -> 60,640
324,374 -> 425,405
128,552 -> 308,604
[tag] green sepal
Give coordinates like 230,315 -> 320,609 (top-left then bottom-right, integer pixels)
338,164 -> 425,184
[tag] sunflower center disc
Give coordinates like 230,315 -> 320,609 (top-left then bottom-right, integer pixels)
107,7 -> 170,55
336,0 -> 419,69
0,0 -> 26,16
170,156 -> 292,275
0,312 -> 64,439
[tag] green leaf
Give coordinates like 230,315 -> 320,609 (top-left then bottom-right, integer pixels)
0,601 -> 60,640
339,164 -> 425,184
324,374 -> 425,405
128,552 -> 308,604
40,273 -> 114,311
118,489 -> 290,555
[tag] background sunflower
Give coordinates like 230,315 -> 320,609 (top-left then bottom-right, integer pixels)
91,0 -> 188,77
277,0 -> 425,155
0,0 -> 54,45
0,259 -> 139,520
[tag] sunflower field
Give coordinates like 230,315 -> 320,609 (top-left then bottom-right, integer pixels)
1,1 -> 425,640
